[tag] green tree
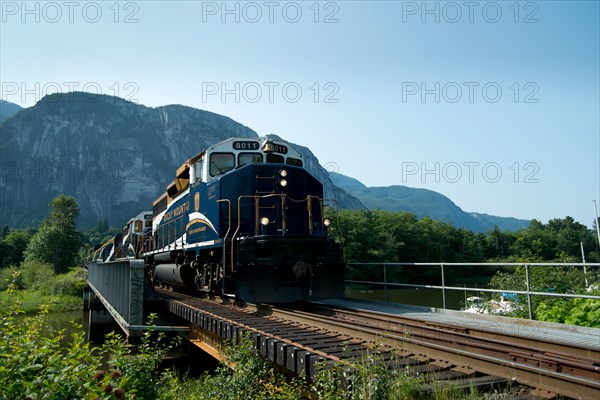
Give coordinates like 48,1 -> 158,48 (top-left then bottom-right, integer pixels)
24,195 -> 81,273
0,230 -> 31,267
81,218 -> 118,247
547,216 -> 589,258
484,226 -> 514,259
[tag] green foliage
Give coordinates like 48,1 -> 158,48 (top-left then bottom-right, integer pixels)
161,338 -> 483,400
330,209 -> 484,265
0,267 -> 23,291
0,264 -> 86,312
488,265 -> 600,324
535,289 -> 600,327
81,218 -> 119,247
101,314 -> 176,399
14,262 -> 86,297
45,267 -> 87,297
0,287 -> 174,400
343,349 -> 394,399
0,282 -> 496,399
490,265 -> 590,295
563,297 -> 600,327
20,260 -> 56,292
0,229 -> 32,268
329,210 -> 599,265
0,290 -> 82,313
0,283 -> 100,399
161,334 -> 305,400
24,195 -> 81,273
330,210 -> 492,284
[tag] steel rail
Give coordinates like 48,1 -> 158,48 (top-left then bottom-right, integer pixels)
266,303 -> 600,399
303,302 -> 600,362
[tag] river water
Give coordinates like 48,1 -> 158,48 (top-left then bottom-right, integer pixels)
345,284 -> 489,310
47,310 -> 84,329
16,310 -> 86,341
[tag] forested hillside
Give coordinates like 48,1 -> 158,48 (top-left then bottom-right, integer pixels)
330,210 -> 599,264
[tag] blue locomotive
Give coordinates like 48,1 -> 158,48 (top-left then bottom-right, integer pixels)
93,137 -> 345,303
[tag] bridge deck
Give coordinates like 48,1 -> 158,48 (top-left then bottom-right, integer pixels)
317,298 -> 600,351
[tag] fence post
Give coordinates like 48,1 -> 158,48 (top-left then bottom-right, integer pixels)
525,264 -> 533,320
383,263 -> 388,303
441,263 -> 446,309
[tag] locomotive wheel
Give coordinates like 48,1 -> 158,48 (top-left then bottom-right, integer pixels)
194,267 -> 206,291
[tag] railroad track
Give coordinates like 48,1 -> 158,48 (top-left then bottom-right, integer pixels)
159,289 -> 600,399
279,301 -> 600,399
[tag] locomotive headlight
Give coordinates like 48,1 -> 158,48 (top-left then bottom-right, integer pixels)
323,218 -> 332,227
280,169 -> 288,178
260,217 -> 270,226
279,179 -> 288,187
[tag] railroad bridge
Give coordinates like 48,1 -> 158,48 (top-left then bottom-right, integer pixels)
85,260 -> 600,399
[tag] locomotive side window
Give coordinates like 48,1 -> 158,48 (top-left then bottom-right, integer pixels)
238,152 -> 263,167
153,194 -> 167,216
286,157 -> 303,167
266,153 -> 285,164
210,153 -> 235,177
195,160 -> 203,182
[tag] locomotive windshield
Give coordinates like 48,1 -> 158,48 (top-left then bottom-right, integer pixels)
266,153 -> 284,164
238,152 -> 263,166
286,157 -> 303,167
210,153 -> 235,177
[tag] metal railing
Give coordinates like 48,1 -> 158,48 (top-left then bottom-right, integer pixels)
86,259 -> 146,335
345,262 -> 600,320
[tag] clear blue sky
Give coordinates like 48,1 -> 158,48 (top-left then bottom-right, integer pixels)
1,1 -> 599,226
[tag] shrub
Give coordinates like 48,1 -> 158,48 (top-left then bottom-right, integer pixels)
46,267 -> 87,297
0,285 -> 174,400
19,260 -> 55,292
160,335 -> 305,400
0,267 -> 23,291
535,288 -> 600,327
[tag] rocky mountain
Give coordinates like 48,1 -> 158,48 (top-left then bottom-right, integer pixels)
330,172 -> 529,232
0,92 -> 528,232
0,93 -> 361,228
0,100 -> 22,123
